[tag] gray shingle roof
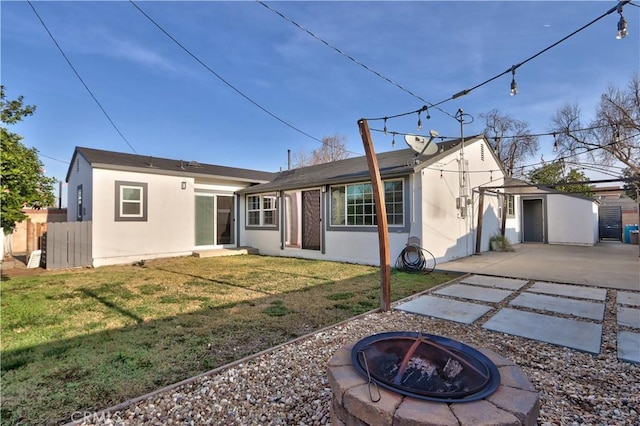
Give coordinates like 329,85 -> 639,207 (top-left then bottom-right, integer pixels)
66,147 -> 277,183
238,136 -> 482,194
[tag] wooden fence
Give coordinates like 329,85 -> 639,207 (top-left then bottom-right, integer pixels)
42,221 -> 92,270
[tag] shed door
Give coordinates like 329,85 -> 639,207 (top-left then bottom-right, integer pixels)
522,199 -> 544,242
598,205 -> 622,241
302,190 -> 321,250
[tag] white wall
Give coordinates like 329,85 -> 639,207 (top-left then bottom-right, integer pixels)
547,194 -> 598,246
91,169 -> 195,266
421,137 -> 505,263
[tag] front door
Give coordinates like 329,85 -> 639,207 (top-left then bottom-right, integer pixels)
302,190 -> 321,250
522,199 -> 544,242
195,195 -> 235,247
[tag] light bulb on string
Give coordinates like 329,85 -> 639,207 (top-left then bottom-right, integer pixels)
417,111 -> 422,131
553,133 -> 558,152
391,132 -> 396,148
617,4 -> 628,39
509,66 -> 518,96
383,118 -> 388,135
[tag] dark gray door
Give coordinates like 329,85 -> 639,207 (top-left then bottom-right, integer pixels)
523,199 -> 544,242
302,190 -> 321,250
598,205 -> 622,240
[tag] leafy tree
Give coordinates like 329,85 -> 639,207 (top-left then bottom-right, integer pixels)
550,73 -> 639,177
1,86 -> 56,234
480,109 -> 539,177
528,161 -> 594,198
293,134 -> 350,168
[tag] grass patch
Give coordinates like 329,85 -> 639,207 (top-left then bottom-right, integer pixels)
261,300 -> 293,317
0,255 -> 459,425
326,292 -> 354,300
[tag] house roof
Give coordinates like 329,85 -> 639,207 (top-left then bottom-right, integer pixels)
503,176 -> 597,202
65,147 -> 277,184
238,135 -> 487,194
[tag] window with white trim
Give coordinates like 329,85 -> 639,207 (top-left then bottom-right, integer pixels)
115,181 -> 148,222
506,195 -> 515,217
330,179 -> 404,226
246,193 -> 278,227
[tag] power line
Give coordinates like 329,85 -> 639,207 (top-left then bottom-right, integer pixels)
256,1 -> 456,121
39,153 -> 70,164
129,0 -> 329,148
27,1 -> 138,154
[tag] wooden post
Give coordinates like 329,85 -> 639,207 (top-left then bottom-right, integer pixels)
358,119 -> 391,311
475,188 -> 485,254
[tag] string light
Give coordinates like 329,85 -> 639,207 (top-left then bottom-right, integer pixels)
383,117 -> 388,135
417,110 -> 423,131
391,132 -> 396,148
509,66 -> 518,96
617,3 -> 628,39
553,133 -> 558,152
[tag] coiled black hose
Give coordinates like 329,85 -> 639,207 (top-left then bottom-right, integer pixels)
395,245 -> 436,273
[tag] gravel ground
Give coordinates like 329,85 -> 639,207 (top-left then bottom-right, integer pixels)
78,287 -> 639,426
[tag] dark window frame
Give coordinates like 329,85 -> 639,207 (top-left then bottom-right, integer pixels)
77,184 -> 83,221
328,177 -> 409,232
114,181 -> 148,222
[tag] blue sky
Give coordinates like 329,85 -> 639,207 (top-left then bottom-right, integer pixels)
2,1 -> 638,203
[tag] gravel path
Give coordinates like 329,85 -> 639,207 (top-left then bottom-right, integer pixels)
79,290 -> 639,426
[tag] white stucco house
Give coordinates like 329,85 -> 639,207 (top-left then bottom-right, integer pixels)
65,136 -> 508,267
63,136 -> 599,269
236,135 -> 507,266
65,147 -> 275,267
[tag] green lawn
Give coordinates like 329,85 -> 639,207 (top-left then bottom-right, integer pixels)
0,255 -> 459,425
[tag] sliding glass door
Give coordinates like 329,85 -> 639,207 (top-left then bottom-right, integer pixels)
195,194 -> 235,247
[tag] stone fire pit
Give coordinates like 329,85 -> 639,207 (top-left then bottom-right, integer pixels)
327,340 -> 540,426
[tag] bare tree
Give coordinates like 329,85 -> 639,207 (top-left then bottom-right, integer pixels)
550,73 -> 640,176
480,109 -> 539,177
293,134 -> 350,168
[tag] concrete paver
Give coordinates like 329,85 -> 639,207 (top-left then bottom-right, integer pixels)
528,282 -> 607,301
433,283 -> 513,303
482,308 -> 602,354
459,275 -> 528,290
510,293 -> 605,321
395,295 -> 492,324
618,307 -> 640,328
617,331 -> 640,364
397,262 -> 639,363
618,291 -> 640,307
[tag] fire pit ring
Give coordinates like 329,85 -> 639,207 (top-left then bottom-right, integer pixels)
351,331 -> 500,403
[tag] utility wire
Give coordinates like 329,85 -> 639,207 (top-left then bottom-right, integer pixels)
369,121 -> 625,141
256,1 -> 456,121
39,153 -> 70,164
129,0 -> 330,147
27,1 -> 138,154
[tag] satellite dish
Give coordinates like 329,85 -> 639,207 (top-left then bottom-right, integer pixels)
405,131 -> 438,156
